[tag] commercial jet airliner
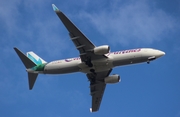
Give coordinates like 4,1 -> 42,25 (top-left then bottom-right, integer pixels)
14,4 -> 165,112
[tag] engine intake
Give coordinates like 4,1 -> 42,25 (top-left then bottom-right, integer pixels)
104,74 -> 120,84
94,45 -> 110,55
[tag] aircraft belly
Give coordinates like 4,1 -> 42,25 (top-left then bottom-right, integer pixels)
112,53 -> 145,66
44,62 -> 80,74
93,60 -> 113,72
78,58 -> 113,73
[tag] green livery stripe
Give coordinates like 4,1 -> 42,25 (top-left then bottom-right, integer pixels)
32,64 -> 46,71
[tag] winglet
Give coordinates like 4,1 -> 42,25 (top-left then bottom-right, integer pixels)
52,4 -> 59,12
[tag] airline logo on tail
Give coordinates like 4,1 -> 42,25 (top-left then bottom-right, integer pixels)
27,53 -> 43,65
27,51 -> 47,65
26,51 -> 47,71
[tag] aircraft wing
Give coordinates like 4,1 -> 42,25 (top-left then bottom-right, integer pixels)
52,4 -> 106,62
87,69 -> 112,112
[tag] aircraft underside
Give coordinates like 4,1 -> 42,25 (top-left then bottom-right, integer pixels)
14,4 -> 165,113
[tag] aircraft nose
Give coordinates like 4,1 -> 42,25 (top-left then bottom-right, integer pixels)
162,51 -> 165,56
156,50 -> 165,58
159,50 -> 165,56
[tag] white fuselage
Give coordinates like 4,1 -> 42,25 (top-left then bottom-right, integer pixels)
40,48 -> 165,74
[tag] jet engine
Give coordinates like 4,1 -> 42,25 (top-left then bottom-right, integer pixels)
104,74 -> 120,84
94,45 -> 110,55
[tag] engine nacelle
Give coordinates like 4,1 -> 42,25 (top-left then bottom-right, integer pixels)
104,74 -> 120,84
94,45 -> 110,55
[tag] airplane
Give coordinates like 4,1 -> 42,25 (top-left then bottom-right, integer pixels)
14,4 -> 165,112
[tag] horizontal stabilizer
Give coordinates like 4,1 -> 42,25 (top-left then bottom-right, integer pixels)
14,48 -> 36,68
14,47 -> 39,90
28,73 -> 38,90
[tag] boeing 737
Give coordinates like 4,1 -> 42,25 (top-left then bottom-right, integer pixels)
14,4 -> 165,112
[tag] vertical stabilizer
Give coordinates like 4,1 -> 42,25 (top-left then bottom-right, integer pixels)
27,51 -> 47,65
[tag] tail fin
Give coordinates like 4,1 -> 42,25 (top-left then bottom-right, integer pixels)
14,47 -> 39,90
27,51 -> 47,65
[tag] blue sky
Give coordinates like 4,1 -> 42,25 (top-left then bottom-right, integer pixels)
0,0 -> 180,116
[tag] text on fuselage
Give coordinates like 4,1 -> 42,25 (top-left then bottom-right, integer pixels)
112,48 -> 141,55
64,48 -> 141,62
